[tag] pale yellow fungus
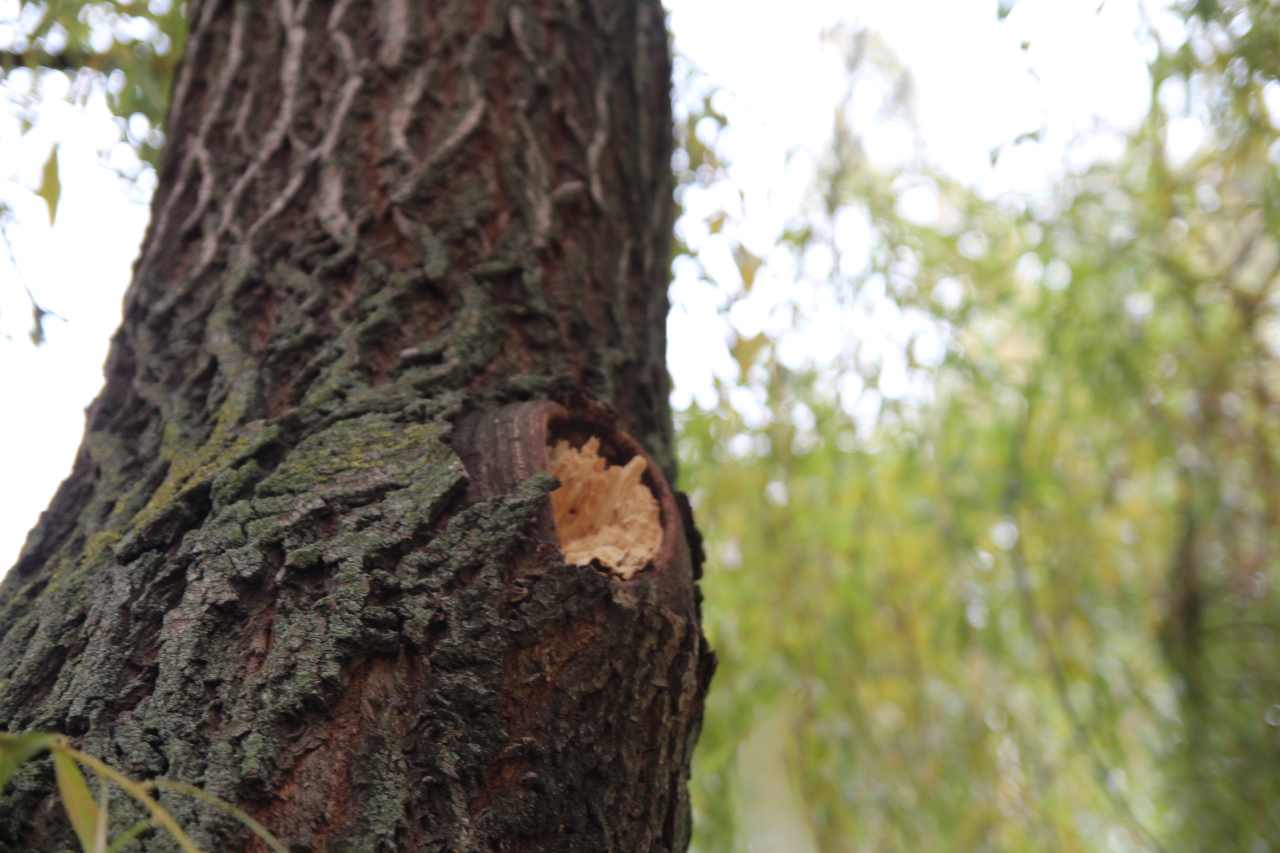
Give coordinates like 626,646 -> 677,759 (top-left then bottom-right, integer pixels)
547,437 -> 663,579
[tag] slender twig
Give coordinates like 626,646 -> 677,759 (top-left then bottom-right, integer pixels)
56,743 -> 206,853
149,779 -> 288,853
0,210 -> 66,342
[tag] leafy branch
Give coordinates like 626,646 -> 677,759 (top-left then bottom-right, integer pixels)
0,731 -> 286,853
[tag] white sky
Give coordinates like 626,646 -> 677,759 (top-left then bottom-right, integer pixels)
0,0 -> 1174,571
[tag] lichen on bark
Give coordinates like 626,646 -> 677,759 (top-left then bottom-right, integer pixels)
0,0 -> 713,850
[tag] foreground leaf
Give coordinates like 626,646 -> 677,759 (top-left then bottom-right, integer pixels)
105,819 -> 156,853
94,773 -> 109,853
53,752 -> 101,853
153,780 -> 288,853
0,732 -> 59,793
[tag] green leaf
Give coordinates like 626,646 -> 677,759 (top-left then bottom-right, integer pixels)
53,751 -> 102,853
105,820 -> 156,853
29,305 -> 47,346
0,732 -> 60,793
152,779 -> 288,853
37,146 -> 61,225
731,332 -> 769,378
94,773 -> 109,853
734,246 -> 762,291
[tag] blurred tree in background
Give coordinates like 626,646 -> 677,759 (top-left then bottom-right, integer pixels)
1,0 -> 182,160
1,0 -> 179,340
5,0 -> 1280,851
678,3 -> 1280,852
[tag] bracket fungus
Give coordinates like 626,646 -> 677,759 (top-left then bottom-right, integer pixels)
547,437 -> 663,579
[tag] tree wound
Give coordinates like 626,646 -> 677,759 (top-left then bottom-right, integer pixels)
452,400 -> 695,611
548,437 -> 663,579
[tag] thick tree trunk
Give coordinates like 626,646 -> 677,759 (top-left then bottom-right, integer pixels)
0,0 -> 713,850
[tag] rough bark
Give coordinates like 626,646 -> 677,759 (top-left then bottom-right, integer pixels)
0,0 -> 713,850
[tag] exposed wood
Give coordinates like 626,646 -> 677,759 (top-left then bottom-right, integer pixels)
548,437 -> 661,580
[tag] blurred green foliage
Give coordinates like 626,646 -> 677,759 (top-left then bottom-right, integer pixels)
682,3 -> 1280,852
1,0 -> 180,340
1,0 -> 183,162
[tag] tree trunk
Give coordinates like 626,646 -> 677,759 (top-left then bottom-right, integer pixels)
0,0 -> 713,850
